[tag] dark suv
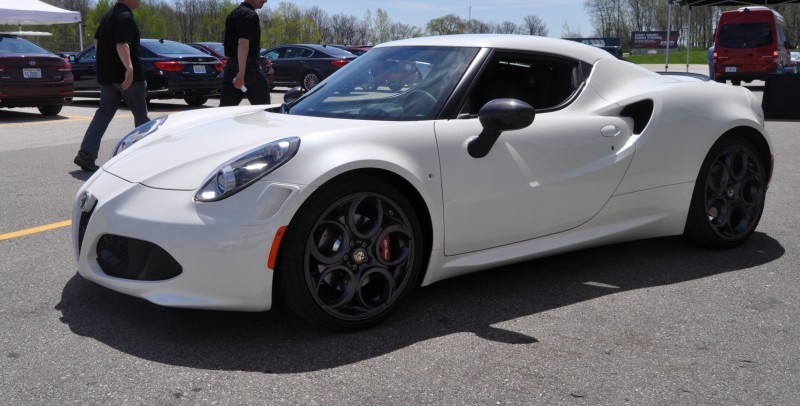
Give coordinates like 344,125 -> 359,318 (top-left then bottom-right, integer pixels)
70,39 -> 223,106
0,34 -> 74,115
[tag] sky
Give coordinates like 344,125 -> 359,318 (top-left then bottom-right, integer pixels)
268,0 -> 594,38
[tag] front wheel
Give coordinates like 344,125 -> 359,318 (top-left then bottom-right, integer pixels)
276,176 -> 424,331
684,135 -> 767,248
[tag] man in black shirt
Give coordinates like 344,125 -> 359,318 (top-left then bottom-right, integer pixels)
73,0 -> 149,171
220,0 -> 270,106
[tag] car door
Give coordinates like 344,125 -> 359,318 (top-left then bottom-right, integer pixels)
278,46 -> 311,85
263,46 -> 292,85
435,53 -> 635,255
70,46 -> 98,91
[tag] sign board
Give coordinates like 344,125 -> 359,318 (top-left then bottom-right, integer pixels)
630,31 -> 679,49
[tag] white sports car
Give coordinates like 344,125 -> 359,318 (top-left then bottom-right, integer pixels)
72,34 -> 772,331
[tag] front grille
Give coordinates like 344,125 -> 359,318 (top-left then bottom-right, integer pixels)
96,234 -> 183,281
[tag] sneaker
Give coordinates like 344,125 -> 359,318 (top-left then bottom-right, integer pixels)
73,150 -> 99,172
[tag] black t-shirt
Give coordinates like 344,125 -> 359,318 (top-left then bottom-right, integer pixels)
223,2 -> 261,64
94,2 -> 144,84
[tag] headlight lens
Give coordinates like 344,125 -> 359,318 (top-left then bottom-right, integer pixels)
195,137 -> 300,202
111,115 -> 168,157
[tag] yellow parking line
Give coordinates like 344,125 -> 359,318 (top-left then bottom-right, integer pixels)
0,220 -> 72,241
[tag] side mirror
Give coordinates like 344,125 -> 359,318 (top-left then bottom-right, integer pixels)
283,86 -> 304,104
468,98 -> 535,158
68,55 -> 76,62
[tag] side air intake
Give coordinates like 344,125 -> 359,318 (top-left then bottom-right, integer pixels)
620,99 -> 654,135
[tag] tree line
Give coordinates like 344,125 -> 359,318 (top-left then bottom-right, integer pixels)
4,0 -> 798,54
2,0 -> 550,53
586,0 -> 799,51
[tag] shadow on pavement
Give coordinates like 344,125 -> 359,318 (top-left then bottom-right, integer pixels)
56,232 -> 784,373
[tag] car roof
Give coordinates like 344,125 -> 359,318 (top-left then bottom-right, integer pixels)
376,34 -> 615,65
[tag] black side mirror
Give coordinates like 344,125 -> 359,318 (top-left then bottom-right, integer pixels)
68,55 -> 76,62
283,86 -> 304,104
468,98 -> 535,158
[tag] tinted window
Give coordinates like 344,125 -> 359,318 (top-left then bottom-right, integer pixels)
719,23 -> 773,48
0,36 -> 52,54
144,40 -> 205,55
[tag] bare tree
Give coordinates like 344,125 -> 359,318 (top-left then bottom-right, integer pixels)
522,14 -> 549,36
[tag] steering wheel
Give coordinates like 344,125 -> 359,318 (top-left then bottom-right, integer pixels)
402,89 -> 437,117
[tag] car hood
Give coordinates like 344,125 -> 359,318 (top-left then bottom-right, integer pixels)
103,106 -> 369,190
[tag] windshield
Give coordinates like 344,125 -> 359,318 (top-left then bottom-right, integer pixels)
286,46 -> 479,121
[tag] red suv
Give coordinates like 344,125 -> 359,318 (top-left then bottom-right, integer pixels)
0,34 -> 74,115
713,6 -> 792,85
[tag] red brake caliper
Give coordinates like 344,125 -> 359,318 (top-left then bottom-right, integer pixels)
380,235 -> 391,261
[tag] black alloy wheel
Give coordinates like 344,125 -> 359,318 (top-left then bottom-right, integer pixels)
685,135 -> 767,248
277,176 -> 424,331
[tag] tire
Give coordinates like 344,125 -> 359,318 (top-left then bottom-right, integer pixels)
301,71 -> 321,91
37,105 -> 62,116
184,96 -> 208,106
684,135 -> 767,248
276,176 -> 424,331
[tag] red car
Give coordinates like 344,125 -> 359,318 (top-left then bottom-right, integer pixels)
189,42 -> 275,89
0,34 -> 73,115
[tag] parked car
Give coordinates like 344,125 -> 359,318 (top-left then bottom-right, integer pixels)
0,34 -> 73,115
188,41 -> 275,89
73,34 -> 772,331
70,39 -> 223,106
260,43 -> 356,90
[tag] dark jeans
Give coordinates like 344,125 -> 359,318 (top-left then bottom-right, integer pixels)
220,62 -> 271,107
79,81 -> 150,159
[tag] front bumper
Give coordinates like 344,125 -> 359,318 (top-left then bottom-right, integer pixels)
72,170 -> 303,311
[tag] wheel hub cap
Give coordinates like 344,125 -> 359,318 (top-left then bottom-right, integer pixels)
351,248 -> 368,265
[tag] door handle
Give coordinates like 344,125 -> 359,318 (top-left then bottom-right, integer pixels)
601,124 -> 620,137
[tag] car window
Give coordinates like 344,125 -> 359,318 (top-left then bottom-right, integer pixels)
466,52 -> 585,113
144,40 -> 205,55
0,36 -> 51,54
718,23 -> 773,48
80,47 -> 97,60
192,46 -> 212,56
320,46 -> 358,58
287,46 -> 479,121
263,49 -> 280,60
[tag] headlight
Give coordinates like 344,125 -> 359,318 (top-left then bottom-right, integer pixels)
195,137 -> 300,202
111,115 -> 168,157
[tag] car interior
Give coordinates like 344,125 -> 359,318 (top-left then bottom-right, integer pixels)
466,53 -> 588,114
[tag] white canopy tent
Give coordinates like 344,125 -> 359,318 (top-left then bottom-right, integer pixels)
0,0 -> 83,49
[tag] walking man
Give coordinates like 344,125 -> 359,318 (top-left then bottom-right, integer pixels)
73,0 -> 149,172
220,0 -> 271,107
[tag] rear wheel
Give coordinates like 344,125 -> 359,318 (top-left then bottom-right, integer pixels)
37,105 -> 62,116
276,176 -> 424,331
684,135 -> 767,248
184,96 -> 208,106
302,71 -> 321,91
